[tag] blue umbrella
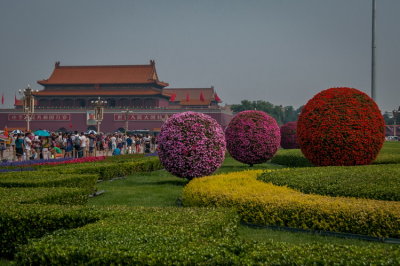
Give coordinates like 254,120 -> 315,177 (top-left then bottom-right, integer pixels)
34,130 -> 51,137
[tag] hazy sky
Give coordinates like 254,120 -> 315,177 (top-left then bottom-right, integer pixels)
0,0 -> 399,112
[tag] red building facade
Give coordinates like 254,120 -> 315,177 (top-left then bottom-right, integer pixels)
0,61 -> 233,133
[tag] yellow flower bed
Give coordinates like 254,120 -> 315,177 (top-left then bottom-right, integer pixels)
182,170 -> 400,238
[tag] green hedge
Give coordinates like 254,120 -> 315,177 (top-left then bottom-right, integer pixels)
270,149 -> 313,167
53,157 -> 163,180
15,207 -> 240,265
272,142 -> 400,167
0,172 -> 98,189
183,170 -> 400,238
0,187 -> 91,206
0,204 -> 101,258
15,206 -> 400,265
258,164 -> 400,201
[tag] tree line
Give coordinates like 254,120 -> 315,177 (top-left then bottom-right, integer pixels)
231,100 -> 397,126
230,100 -> 303,125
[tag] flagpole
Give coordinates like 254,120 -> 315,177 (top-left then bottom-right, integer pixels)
371,0 -> 376,101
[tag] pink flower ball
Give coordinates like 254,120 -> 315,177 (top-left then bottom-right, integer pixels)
157,111 -> 226,179
280,121 -> 299,149
225,110 -> 280,166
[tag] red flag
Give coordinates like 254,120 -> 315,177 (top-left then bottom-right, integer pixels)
186,93 -> 190,102
1,93 -> 4,105
214,92 -> 222,102
169,93 -> 176,102
199,91 -> 205,102
4,126 -> 8,137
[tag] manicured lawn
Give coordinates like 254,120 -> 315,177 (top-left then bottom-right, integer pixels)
89,156 -> 282,207
89,155 -> 399,249
88,170 -> 187,207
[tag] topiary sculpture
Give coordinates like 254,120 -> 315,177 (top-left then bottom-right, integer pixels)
225,110 -> 280,166
280,121 -> 299,149
157,111 -> 226,179
297,87 -> 385,166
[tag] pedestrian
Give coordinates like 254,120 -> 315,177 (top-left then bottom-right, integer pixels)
15,134 -> 25,161
64,134 -> 73,158
88,133 -> 96,156
0,141 -> 6,161
41,136 -> 51,160
24,132 -> 32,160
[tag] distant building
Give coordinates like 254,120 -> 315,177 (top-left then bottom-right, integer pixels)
0,60 -> 232,133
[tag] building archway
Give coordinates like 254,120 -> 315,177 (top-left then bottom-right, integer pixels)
107,98 -> 116,108
76,99 -> 86,108
144,98 -> 156,108
38,99 -> 49,107
63,99 -> 74,107
133,98 -> 143,108
50,98 -> 61,107
119,98 -> 130,107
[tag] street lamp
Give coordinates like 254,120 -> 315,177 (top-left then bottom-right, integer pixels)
90,97 -> 107,133
18,85 -> 38,131
121,109 -> 133,133
393,107 -> 400,137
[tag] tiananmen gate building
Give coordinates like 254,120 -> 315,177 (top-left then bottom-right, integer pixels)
0,60 -> 233,133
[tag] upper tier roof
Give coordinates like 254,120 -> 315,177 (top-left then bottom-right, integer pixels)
37,60 -> 169,87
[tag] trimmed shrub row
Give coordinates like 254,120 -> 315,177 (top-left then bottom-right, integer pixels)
258,164 -> 400,201
14,206 -> 400,265
0,204 -> 102,258
271,144 -> 400,167
270,149 -> 313,167
0,172 -> 98,189
15,207 -> 239,265
0,187 -> 91,206
48,157 -> 163,180
182,170 -> 400,238
0,156 -> 165,259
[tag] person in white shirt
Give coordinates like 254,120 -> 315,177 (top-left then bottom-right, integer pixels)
24,133 -> 32,159
80,132 -> 87,157
110,135 -> 117,151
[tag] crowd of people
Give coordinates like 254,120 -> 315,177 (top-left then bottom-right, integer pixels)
1,131 -> 157,162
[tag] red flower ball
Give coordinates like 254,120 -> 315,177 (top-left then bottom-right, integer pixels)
297,87 -> 385,166
225,110 -> 280,166
280,121 -> 299,149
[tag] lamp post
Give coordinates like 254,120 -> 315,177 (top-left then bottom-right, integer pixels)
18,85 -> 38,132
121,109 -> 133,133
90,97 -> 107,133
393,107 -> 400,137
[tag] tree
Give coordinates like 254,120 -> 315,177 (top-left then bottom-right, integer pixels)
230,100 -> 302,125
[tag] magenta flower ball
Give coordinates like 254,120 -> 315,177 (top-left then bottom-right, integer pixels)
280,121 -> 299,149
157,111 -> 226,179
225,110 -> 281,166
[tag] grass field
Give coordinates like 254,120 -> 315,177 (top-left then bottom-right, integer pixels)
89,143 -> 400,248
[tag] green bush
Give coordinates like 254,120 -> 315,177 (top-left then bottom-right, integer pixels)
15,206 -> 400,265
48,157 -> 163,180
0,187 -> 91,205
15,207 -> 240,265
0,204 -> 101,258
183,170 -> 400,238
258,164 -> 400,201
270,149 -> 312,167
0,172 -> 98,189
271,142 -> 400,167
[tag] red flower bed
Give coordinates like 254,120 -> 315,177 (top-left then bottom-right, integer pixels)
33,156 -> 106,166
280,121 -> 299,149
297,87 -> 385,166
